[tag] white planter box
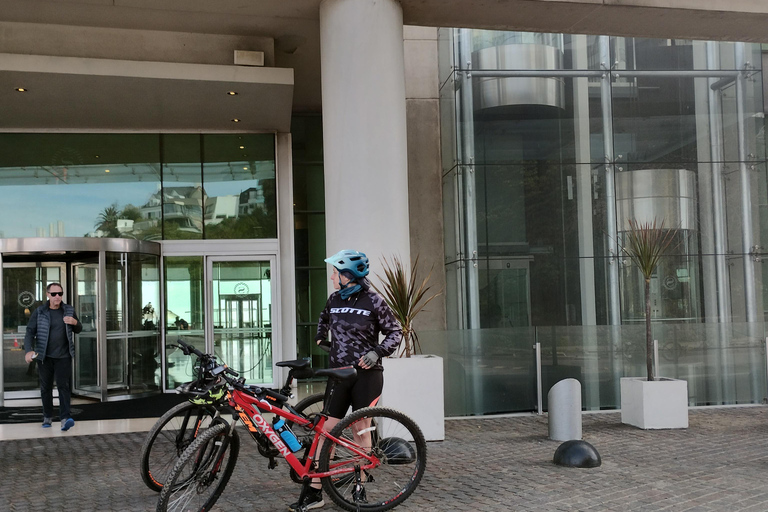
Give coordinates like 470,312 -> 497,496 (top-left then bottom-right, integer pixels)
620,377 -> 688,429
380,355 -> 444,441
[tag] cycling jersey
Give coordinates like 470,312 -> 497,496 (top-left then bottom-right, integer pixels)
315,289 -> 402,370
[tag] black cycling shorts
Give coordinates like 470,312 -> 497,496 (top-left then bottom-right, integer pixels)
324,368 -> 383,419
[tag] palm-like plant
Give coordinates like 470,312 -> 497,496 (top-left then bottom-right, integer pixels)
621,218 -> 680,382
373,255 -> 441,358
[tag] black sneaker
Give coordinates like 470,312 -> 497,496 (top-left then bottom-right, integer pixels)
288,487 -> 324,511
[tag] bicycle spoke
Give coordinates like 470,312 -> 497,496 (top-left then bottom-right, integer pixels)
157,423 -> 240,512
319,407 -> 427,512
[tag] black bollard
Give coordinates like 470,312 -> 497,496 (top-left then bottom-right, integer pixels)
553,440 -> 601,468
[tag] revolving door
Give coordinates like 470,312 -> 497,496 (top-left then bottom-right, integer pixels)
1,237 -> 161,403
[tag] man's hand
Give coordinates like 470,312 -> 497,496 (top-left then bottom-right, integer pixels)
359,351 -> 379,369
24,351 -> 37,364
63,316 -> 77,326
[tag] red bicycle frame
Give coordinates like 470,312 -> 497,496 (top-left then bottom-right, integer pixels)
227,387 -> 380,481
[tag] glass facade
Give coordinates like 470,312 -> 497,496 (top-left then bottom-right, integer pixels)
291,116 -> 330,368
439,30 -> 768,411
0,134 -> 276,240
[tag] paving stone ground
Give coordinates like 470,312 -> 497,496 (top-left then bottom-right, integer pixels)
3,406 -> 768,511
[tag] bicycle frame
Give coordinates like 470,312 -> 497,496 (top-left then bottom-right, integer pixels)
226,386 -> 380,481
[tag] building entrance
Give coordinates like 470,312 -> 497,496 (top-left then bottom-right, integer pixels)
1,238 -> 161,404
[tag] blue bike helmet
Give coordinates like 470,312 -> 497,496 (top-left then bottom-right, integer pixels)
324,249 -> 370,279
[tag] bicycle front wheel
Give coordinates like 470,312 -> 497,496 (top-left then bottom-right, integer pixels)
319,407 -> 427,512
156,422 -> 240,512
140,401 -> 217,492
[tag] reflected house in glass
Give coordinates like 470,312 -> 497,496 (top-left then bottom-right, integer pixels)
158,186 -> 205,235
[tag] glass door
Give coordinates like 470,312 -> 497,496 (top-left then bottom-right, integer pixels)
104,252 -> 161,398
2,263 -> 64,398
72,262 -> 100,398
207,257 -> 276,386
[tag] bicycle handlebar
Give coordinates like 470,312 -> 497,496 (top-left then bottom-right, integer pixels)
172,337 -> 304,402
174,338 -> 205,359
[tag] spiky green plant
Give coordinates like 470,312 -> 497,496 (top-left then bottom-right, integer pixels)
373,255 -> 441,357
621,218 -> 680,381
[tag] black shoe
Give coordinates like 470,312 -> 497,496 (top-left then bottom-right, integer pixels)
288,487 -> 324,511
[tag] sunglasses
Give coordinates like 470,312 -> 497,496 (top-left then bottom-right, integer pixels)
48,291 -> 63,296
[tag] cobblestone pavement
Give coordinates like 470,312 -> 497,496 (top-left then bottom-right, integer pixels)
3,406 -> 768,511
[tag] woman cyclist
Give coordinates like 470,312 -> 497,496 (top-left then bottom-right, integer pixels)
289,249 -> 402,511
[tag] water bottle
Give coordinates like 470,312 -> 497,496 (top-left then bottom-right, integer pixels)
273,418 -> 303,452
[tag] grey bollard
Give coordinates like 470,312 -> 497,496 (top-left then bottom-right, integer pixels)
548,378 -> 582,441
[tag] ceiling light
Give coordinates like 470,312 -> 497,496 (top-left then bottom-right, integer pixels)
239,146 -> 245,149
105,169 -> 110,173
231,118 -> 240,123
15,87 -> 27,92
243,167 -> 248,170
227,91 -> 238,96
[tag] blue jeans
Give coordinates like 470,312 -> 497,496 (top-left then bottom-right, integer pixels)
38,356 -> 72,420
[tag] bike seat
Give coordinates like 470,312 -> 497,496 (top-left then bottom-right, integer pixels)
276,359 -> 312,370
315,366 -> 357,382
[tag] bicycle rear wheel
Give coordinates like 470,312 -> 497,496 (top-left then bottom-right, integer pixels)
319,407 -> 427,512
288,392 -> 325,434
156,422 -> 240,512
140,401 -> 217,492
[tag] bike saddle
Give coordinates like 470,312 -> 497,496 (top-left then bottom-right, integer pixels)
315,366 -> 357,382
277,359 -> 314,379
276,359 -> 311,370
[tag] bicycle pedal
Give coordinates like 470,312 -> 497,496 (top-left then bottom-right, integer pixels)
268,457 -> 278,470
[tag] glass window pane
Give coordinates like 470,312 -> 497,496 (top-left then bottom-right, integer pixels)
162,134 -> 203,240
0,134 -> 160,239
212,260 -> 273,386
203,134 -> 277,239
164,256 -> 205,389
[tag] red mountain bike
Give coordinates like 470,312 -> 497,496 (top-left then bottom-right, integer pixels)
156,356 -> 427,512
140,339 -> 324,492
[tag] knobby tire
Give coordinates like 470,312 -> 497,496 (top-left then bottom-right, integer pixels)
156,422 -> 240,512
318,407 -> 427,512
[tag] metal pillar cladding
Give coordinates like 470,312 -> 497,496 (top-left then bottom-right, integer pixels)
706,41 -> 731,404
319,0 -> 410,281
734,42 -> 762,402
458,28 -> 481,329
734,42 -> 758,324
599,36 -> 621,327
706,42 -> 731,323
535,341 -> 543,414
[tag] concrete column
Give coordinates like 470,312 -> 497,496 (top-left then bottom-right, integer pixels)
319,0 -> 410,283
277,132 -> 297,367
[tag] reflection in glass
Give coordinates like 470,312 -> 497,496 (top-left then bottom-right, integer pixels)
164,256 -> 205,389
292,116 -> 328,365
162,134 -> 203,240
101,251 -> 161,396
0,133 -> 277,241
212,260 -> 273,386
204,134 -> 277,239
74,263 -> 99,396
0,134 -> 161,239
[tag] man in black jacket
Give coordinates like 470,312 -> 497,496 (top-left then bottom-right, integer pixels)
23,282 -> 83,431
